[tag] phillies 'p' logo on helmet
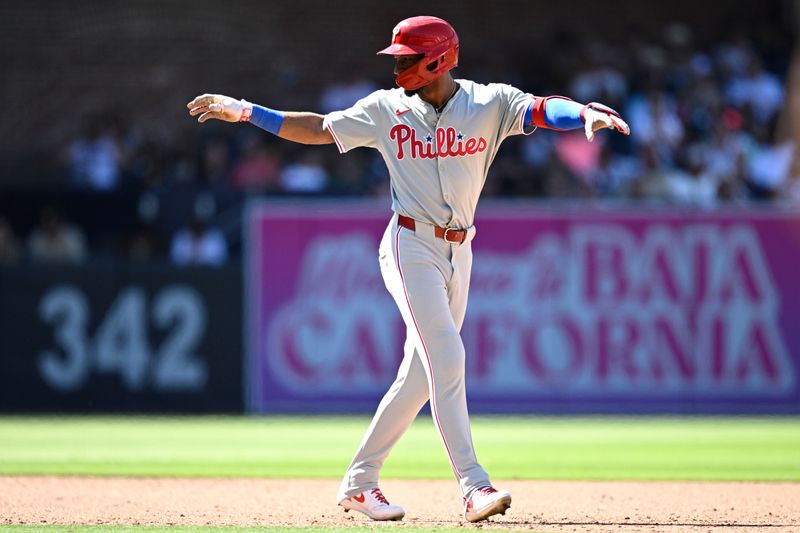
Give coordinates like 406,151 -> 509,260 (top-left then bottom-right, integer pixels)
377,16 -> 459,91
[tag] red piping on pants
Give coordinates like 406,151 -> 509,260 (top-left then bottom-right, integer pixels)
394,226 -> 464,486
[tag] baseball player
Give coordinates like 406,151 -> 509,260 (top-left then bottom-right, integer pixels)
187,15 -> 629,523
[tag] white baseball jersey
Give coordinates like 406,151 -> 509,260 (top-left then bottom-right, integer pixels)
323,79 -> 535,229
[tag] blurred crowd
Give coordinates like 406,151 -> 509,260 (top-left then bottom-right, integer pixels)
494,27 -> 794,204
0,23 -> 794,266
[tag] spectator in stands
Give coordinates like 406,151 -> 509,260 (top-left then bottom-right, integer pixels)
0,218 -> 21,264
553,130 -> 604,184
569,42 -> 628,105
626,91 -> 685,162
68,116 -> 123,191
745,119 -> 794,199
227,134 -> 281,191
584,143 -> 642,197
200,136 -> 230,185
127,193 -> 162,261
3,21 -> 794,264
27,207 -> 87,264
628,144 -> 670,200
128,222 -> 161,261
663,146 -> 719,207
725,55 -> 784,125
319,72 -> 378,113
170,214 -> 228,267
128,138 -> 168,189
279,152 -> 330,193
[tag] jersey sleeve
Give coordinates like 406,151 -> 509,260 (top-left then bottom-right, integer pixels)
322,91 -> 383,153
495,84 -> 536,139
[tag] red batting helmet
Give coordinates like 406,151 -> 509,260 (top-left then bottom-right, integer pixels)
377,16 -> 459,91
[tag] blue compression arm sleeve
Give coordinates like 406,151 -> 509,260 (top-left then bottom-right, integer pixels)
543,98 -> 584,130
251,105 -> 285,135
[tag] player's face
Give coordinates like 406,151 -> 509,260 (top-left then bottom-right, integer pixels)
393,54 -> 423,76
394,54 -> 424,96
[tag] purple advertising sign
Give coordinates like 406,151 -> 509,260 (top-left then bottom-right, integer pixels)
247,202 -> 800,413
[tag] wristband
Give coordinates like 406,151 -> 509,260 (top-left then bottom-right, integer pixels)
250,104 -> 285,135
239,101 -> 253,122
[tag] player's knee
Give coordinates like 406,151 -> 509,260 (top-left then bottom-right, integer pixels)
430,334 -> 466,385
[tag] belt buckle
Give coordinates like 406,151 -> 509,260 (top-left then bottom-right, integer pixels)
443,228 -> 461,243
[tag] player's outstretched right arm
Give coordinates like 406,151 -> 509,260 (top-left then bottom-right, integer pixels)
186,93 -> 334,145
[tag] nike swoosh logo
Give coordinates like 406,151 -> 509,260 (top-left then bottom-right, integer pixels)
395,108 -> 411,116
353,493 -> 365,503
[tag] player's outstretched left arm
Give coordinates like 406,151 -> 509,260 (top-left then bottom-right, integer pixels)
527,96 -> 630,142
186,93 -> 334,145
580,102 -> 630,142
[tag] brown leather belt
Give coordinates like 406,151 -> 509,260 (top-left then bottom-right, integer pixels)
397,214 -> 467,244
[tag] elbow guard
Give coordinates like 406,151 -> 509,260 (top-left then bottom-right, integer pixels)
525,95 -> 576,130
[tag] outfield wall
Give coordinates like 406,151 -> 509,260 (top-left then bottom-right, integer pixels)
0,263 -> 242,413
247,201 -> 800,414
2,201 -> 799,414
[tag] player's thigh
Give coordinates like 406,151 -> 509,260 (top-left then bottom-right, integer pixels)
398,252 -> 466,372
381,226 -> 463,363
394,235 -> 454,325
447,242 -> 473,331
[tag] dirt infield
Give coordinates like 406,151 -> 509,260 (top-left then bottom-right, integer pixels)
1,477 -> 798,532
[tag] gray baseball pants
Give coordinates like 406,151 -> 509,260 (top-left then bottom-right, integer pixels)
337,213 -> 490,502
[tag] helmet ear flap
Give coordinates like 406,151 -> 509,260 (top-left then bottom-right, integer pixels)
426,53 -> 450,73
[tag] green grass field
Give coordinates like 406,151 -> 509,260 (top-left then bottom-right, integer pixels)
0,415 -> 798,481
1,416 -> 798,533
